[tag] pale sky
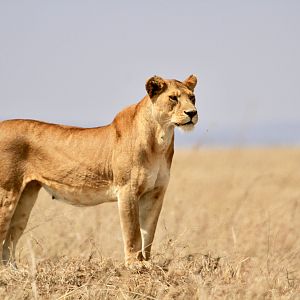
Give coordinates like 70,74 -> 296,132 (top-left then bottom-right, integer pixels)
1,1 -> 299,146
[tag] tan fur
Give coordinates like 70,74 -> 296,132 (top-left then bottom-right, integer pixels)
0,75 -> 198,267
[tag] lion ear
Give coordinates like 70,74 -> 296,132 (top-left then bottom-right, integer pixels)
183,74 -> 197,91
145,76 -> 167,99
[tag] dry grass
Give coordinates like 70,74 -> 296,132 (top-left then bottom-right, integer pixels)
0,148 -> 300,299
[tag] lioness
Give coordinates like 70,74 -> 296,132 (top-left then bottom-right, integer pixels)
0,75 -> 198,268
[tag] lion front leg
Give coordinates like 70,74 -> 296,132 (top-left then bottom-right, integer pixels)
117,187 -> 143,267
139,188 -> 165,261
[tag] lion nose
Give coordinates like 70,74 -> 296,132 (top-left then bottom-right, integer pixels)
184,110 -> 197,119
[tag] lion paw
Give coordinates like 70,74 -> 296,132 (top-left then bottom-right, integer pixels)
125,259 -> 153,273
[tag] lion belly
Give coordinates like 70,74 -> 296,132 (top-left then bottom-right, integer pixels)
42,182 -> 118,206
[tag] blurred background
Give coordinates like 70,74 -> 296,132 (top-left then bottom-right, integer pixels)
0,0 -> 299,147
1,4 -> 300,298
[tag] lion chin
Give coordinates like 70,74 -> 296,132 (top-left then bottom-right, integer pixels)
175,122 -> 195,132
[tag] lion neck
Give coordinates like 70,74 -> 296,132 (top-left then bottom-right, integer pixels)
137,96 -> 174,152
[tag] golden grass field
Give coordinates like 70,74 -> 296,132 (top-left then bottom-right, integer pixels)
0,148 -> 300,299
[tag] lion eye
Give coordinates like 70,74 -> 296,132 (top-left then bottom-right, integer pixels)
189,95 -> 196,104
169,95 -> 178,102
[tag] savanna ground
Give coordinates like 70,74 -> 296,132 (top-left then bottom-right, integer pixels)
0,148 -> 299,299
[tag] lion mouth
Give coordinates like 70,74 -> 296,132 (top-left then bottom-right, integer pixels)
175,121 -> 194,127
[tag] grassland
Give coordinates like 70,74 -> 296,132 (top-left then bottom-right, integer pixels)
0,148 -> 299,299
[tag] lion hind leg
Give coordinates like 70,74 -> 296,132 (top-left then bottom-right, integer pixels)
0,188 -> 21,265
2,181 -> 41,266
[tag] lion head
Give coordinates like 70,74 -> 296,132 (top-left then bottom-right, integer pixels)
145,75 -> 198,131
